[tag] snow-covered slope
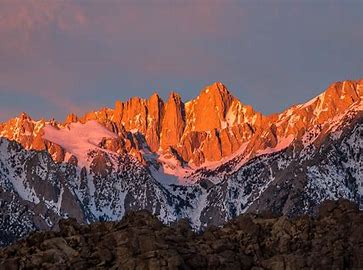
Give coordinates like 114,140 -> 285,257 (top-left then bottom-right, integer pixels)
0,139 -> 86,246
195,103 -> 362,227
42,120 -> 117,168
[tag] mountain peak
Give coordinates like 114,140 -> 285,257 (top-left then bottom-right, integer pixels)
18,112 -> 32,121
168,91 -> 183,103
160,91 -> 185,150
149,92 -> 161,102
0,76 -> 362,252
185,82 -> 236,132
0,78 -> 361,169
200,81 -> 232,99
64,113 -> 78,125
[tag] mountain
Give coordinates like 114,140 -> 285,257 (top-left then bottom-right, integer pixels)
0,79 -> 362,246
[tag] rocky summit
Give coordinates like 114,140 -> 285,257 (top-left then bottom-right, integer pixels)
1,80 -> 361,166
0,199 -> 362,270
0,79 -> 362,247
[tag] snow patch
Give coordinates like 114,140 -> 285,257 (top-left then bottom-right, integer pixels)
156,154 -> 194,185
42,120 -> 117,168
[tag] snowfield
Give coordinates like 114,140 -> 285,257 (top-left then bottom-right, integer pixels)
42,120 -> 117,168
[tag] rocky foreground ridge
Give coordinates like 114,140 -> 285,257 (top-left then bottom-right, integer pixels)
1,199 -> 362,270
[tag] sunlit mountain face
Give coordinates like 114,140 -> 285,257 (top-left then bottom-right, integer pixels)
1,2 -> 363,269
0,79 -> 362,246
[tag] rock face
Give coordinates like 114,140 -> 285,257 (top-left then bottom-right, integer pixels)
0,136 -> 184,247
1,199 -> 362,270
186,82 -> 234,131
160,92 -> 185,150
0,78 -> 362,247
0,83 -> 249,165
0,139 -> 86,247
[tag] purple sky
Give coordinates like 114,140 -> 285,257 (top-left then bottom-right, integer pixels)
0,0 -> 362,121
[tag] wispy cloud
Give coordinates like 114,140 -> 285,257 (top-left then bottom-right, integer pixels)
0,0 -> 240,120
0,1 -> 362,121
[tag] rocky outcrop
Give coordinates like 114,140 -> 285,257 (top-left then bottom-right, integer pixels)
1,199 -> 362,270
64,113 -> 78,125
160,92 -> 185,150
185,82 -> 234,131
146,93 -> 164,152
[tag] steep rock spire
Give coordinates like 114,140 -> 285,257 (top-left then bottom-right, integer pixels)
146,92 -> 164,151
160,92 -> 185,150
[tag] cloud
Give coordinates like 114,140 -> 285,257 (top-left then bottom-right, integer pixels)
0,0 -> 241,118
0,0 -> 362,121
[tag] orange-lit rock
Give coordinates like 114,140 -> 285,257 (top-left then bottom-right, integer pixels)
201,129 -> 222,161
145,93 -> 164,152
178,131 -> 207,163
64,113 -> 78,125
160,92 -> 185,150
120,97 -> 148,133
185,82 -> 234,132
0,79 -> 361,168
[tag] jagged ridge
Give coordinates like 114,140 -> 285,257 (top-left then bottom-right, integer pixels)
1,79 -> 361,169
0,78 -> 362,247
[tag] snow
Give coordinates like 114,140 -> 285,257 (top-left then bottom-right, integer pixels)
220,120 -> 227,129
64,152 -> 72,162
149,165 -> 182,186
330,130 -> 343,140
56,187 -> 64,214
305,165 -> 352,201
0,140 -> 40,204
252,114 -> 258,124
42,120 -> 117,168
300,94 -> 320,109
189,190 -> 208,228
155,153 -> 194,185
302,126 -> 322,147
357,99 -> 363,110
278,107 -> 295,121
226,106 -> 237,126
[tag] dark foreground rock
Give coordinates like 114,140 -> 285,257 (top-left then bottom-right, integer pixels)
1,199 -> 363,270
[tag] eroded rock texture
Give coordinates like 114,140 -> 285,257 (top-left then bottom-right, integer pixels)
1,199 -> 362,270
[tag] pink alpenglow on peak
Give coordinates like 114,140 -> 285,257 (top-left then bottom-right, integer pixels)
42,120 -> 117,168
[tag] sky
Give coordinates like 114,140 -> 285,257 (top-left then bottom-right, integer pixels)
0,0 -> 362,121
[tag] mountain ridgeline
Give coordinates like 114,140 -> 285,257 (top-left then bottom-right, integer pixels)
0,79 -> 362,246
